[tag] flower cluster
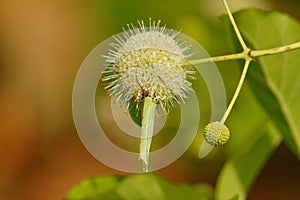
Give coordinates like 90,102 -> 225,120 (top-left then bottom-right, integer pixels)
102,19 -> 195,112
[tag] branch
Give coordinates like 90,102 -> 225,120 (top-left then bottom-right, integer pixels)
250,41 -> 300,57
183,41 -> 300,66
220,59 -> 251,123
222,0 -> 249,51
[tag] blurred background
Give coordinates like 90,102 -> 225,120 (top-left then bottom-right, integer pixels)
0,0 -> 299,199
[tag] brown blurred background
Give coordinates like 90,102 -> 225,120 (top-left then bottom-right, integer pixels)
0,0 -> 299,199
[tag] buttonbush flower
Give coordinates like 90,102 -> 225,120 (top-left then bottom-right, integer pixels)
102,19 -> 195,113
203,121 -> 230,146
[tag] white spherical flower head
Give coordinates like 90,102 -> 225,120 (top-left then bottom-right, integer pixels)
102,19 -> 195,112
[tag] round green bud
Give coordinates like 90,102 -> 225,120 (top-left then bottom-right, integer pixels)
203,121 -> 230,146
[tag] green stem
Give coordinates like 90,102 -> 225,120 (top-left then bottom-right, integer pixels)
140,97 -> 156,173
183,52 -> 245,66
250,41 -> 300,57
222,0 -> 249,51
220,59 -> 251,123
183,41 -> 300,66
183,43 -> 300,127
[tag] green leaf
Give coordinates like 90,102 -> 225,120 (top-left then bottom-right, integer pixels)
64,176 -> 122,200
65,174 -> 212,200
215,124 -> 282,200
193,183 -> 214,200
116,174 -> 204,200
229,9 -> 300,157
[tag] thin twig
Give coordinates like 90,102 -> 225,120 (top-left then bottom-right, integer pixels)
182,41 -> 300,66
250,41 -> 300,57
220,59 -> 251,124
222,0 -> 249,51
182,52 -> 245,66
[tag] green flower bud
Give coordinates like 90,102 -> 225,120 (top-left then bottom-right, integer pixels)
203,121 -> 230,146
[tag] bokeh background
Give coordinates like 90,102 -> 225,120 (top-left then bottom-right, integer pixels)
0,0 -> 299,199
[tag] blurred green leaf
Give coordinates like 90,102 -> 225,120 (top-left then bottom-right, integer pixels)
215,124 -> 282,200
117,174 -> 204,200
65,174 -> 212,200
228,195 -> 240,200
193,183 -> 214,200
64,176 -> 122,200
226,9 -> 300,157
